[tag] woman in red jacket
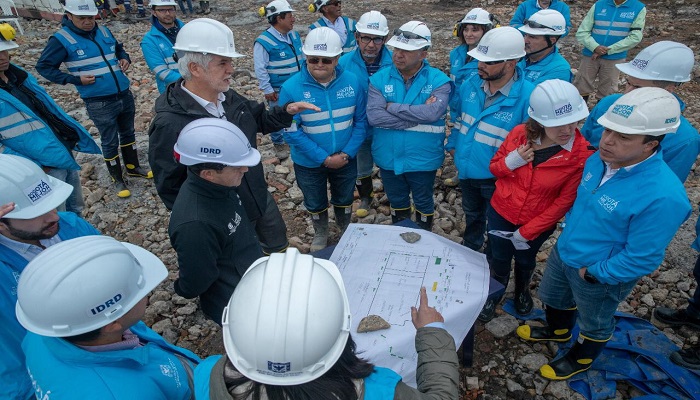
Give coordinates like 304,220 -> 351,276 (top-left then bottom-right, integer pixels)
478,79 -> 594,322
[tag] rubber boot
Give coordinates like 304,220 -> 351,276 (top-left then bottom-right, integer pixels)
478,271 -> 508,322
310,210 -> 329,252
105,157 -> 131,198
540,335 -> 608,380
196,0 -> 205,13
517,306 -> 577,342
202,0 -> 210,14
390,207 -> 411,224
355,176 -> 373,218
120,143 -> 153,179
514,268 -> 534,315
415,210 -> 433,231
334,206 -> 351,233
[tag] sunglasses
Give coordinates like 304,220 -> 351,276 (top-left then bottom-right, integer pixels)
523,19 -> 555,31
358,36 -> 384,45
154,8 -> 176,13
326,0 -> 341,6
392,28 -> 427,41
308,57 -> 334,64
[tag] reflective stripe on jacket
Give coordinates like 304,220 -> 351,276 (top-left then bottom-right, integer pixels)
255,30 -> 303,89
141,19 -> 184,93
309,16 -> 357,53
582,0 -> 645,60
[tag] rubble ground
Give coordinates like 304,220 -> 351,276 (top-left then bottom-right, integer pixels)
11,0 -> 700,398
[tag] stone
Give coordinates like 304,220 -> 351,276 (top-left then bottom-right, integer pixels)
400,232 -> 422,243
177,303 -> 198,316
151,318 -> 173,333
519,353 -> 548,372
357,315 -> 391,333
485,314 -> 519,338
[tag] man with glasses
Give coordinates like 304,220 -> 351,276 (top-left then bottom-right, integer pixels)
141,0 -> 184,93
254,0 -> 303,160
308,0 -> 356,53
339,10 -> 392,218
279,27 -> 366,252
573,0 -> 646,104
366,21 -> 453,231
510,0 -> 571,36
445,27 -> 534,260
517,9 -> 572,85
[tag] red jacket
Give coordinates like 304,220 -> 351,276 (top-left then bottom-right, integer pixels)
489,124 -> 594,240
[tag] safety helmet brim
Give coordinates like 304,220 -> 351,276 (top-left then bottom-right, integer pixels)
386,36 -> 429,51
615,62 -> 692,83
517,25 -> 562,36
0,41 -> 18,51
5,174 -> 73,220
529,107 -> 589,127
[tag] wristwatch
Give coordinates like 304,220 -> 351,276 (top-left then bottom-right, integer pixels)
583,269 -> 599,284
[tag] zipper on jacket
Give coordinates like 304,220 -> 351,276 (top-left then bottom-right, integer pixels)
89,31 -> 122,93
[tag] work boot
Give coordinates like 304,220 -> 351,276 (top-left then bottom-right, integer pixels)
334,206 -> 351,233
104,157 -> 131,198
120,143 -> 153,179
514,268 -> 535,315
517,306 -> 577,342
478,271 -> 508,322
355,176 -> 373,218
415,210 -> 433,231
196,1 -> 205,13
671,346 -> 700,370
390,207 -> 411,224
310,210 -> 329,252
654,307 -> 700,329
540,336 -> 607,380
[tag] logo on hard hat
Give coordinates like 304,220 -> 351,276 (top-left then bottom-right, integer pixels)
665,117 -> 678,124
313,43 -> 327,51
552,25 -> 563,31
268,361 -> 291,374
24,179 -> 53,204
367,22 -> 380,29
477,45 -> 489,54
397,34 -> 410,44
200,147 -> 222,155
554,103 -> 573,117
78,4 -> 89,10
90,293 -> 123,316
466,14 -> 477,20
631,58 -> 649,70
611,104 -> 634,119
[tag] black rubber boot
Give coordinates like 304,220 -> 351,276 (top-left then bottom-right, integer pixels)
517,306 -> 577,342
414,211 -> 433,231
310,210 -> 329,252
196,1 -> 205,13
478,271 -> 508,322
390,207 -> 411,224
355,176 -> 373,218
514,268 -> 534,315
104,157 -> 131,198
120,143 -> 153,179
202,1 -> 210,14
671,346 -> 700,370
334,206 -> 351,232
540,336 -> 607,380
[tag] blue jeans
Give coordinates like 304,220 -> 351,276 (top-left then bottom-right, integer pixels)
177,0 -> 193,12
379,169 -> 436,215
486,206 -> 555,283
46,168 -> 84,215
267,98 -> 285,145
539,245 -> 638,340
84,90 -> 136,160
459,178 -> 496,251
251,191 -> 288,254
356,137 -> 374,178
294,161 -> 357,213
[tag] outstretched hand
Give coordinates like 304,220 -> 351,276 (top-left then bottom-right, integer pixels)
411,287 -> 444,329
285,101 -> 321,115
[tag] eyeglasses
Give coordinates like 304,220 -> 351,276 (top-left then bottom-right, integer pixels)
482,60 -> 506,66
358,36 -> 384,45
523,19 -> 555,31
392,28 -> 427,41
307,57 -> 334,65
154,8 -> 176,13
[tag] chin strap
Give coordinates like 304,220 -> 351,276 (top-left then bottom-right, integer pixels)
526,36 -> 555,59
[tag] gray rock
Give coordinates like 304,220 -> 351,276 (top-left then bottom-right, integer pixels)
177,303 -> 198,315
544,380 -> 571,399
485,314 -> 519,338
151,318 -> 173,333
506,378 -> 524,392
519,352 -> 548,371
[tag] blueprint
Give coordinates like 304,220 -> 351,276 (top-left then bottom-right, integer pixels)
330,223 -> 490,387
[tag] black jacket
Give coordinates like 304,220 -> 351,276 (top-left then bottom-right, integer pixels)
148,79 -> 293,218
169,169 -> 264,322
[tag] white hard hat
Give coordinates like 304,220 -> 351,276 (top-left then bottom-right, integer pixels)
308,0 -> 333,13
528,80 -> 589,127
63,0 -> 98,16
518,9 -> 566,36
616,41 -> 694,83
302,27 -> 343,57
222,248 -> 351,385
356,11 -> 389,36
0,154 -> 72,220
15,236 -> 168,337
259,0 -> 294,18
597,87 -> 681,136
150,0 -> 178,7
459,8 -> 494,27
387,21 -> 432,51
468,26 -> 526,62
0,23 -> 18,51
173,18 -> 244,58
174,118 -> 261,167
